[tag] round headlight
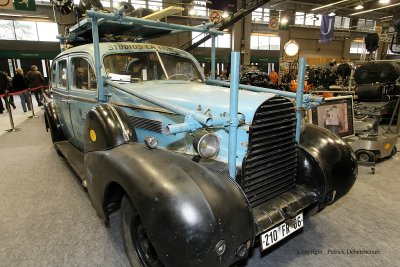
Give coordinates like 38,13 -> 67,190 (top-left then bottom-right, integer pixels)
193,133 -> 220,159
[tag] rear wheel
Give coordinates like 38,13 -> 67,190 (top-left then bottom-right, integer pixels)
391,146 -> 397,157
356,150 -> 376,162
45,114 -> 63,157
121,195 -> 163,267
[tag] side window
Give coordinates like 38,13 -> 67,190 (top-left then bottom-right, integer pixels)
57,60 -> 67,88
72,57 -> 97,91
50,63 -> 57,88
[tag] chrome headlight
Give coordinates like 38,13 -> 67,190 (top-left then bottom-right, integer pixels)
193,132 -> 220,159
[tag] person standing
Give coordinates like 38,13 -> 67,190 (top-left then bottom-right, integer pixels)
269,69 -> 279,85
0,70 -> 14,114
308,65 -> 316,86
27,65 -> 44,106
12,68 -> 31,112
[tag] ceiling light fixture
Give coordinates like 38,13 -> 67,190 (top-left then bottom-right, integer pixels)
350,2 -> 400,16
188,9 -> 197,16
354,3 -> 364,10
284,40 -> 299,57
328,11 -> 336,16
380,15 -> 393,19
281,17 -> 289,24
312,15 -> 319,21
311,0 -> 351,11
222,11 -> 229,18
379,0 -> 390,4
0,13 -> 50,19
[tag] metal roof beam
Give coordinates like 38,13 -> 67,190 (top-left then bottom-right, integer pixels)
184,0 -> 272,52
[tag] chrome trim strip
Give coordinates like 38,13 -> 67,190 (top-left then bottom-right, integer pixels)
69,95 -> 98,103
52,90 -> 98,103
111,101 -> 177,115
52,90 -> 68,98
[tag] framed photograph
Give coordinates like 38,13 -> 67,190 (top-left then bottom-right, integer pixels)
309,96 -> 354,138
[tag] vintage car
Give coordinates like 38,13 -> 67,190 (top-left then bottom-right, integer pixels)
44,42 -> 357,267
240,70 -> 278,89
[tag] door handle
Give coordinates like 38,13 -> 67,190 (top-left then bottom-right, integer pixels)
61,99 -> 72,104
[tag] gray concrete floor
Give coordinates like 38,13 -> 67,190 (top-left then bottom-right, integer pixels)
0,114 -> 399,267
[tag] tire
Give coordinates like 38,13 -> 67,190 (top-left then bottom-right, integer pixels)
391,146 -> 397,157
45,113 -> 65,144
356,150 -> 376,162
121,195 -> 163,267
45,115 -> 64,157
304,203 -> 324,218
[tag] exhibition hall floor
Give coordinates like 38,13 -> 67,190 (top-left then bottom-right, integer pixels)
0,111 -> 399,266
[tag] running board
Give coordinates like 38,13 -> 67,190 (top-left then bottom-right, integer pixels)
55,141 -> 86,183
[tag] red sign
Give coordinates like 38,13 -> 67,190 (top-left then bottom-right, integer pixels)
269,17 -> 279,30
209,11 -> 222,23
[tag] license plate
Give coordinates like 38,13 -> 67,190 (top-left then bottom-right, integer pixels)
260,213 -> 304,251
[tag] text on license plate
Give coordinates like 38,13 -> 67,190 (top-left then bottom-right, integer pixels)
260,213 -> 303,251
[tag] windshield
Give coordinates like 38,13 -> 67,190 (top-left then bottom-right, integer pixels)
103,52 -> 203,82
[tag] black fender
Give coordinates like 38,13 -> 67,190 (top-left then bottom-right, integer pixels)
85,144 -> 254,267
43,100 -> 65,143
84,103 -> 137,153
298,124 -> 358,206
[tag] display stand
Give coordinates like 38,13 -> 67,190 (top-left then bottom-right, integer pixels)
27,89 -> 39,119
357,161 -> 376,174
5,94 -> 21,133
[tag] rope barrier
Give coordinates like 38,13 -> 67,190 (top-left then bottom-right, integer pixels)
1,85 -> 47,132
0,85 -> 47,97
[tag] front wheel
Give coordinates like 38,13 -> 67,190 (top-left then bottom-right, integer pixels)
356,150 -> 376,162
121,195 -> 163,267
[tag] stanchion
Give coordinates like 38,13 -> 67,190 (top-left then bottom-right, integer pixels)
27,88 -> 38,119
5,92 -> 21,133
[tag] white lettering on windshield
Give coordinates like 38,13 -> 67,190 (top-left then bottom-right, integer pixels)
107,43 -> 185,55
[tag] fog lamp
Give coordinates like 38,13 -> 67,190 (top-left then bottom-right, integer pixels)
193,132 -> 220,159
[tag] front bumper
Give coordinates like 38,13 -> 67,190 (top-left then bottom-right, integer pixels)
252,185 -> 318,235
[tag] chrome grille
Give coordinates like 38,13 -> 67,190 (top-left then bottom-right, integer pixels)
241,97 -> 298,208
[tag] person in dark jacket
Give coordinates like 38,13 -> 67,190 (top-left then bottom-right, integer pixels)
27,65 -> 44,106
0,70 -> 16,114
12,68 -> 31,112
0,71 -> 7,114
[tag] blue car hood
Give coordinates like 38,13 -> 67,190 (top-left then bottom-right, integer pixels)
121,81 -> 277,124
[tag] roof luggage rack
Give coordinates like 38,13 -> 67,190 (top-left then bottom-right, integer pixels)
59,5 -> 223,47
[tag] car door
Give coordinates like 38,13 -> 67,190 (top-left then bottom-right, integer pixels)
52,58 -> 76,144
68,55 -> 98,151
